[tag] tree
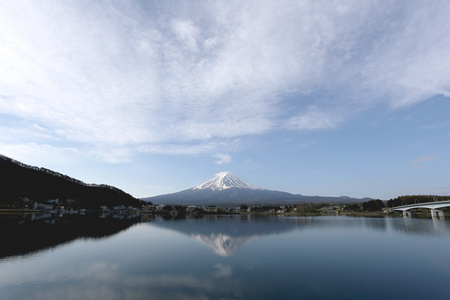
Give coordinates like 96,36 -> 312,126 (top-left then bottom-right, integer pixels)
387,195 -> 449,208
296,203 -> 320,213
345,203 -> 362,212
162,205 -> 173,212
362,199 -> 384,211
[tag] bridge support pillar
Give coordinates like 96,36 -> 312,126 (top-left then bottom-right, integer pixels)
403,211 -> 412,217
431,209 -> 445,219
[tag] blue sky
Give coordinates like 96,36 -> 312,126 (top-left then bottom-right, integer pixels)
1,0 -> 450,200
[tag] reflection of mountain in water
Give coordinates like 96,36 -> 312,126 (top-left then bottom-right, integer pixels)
148,216 -> 450,256
5,214 -> 450,259
191,233 -> 259,256
148,216 -> 306,256
0,214 -> 141,259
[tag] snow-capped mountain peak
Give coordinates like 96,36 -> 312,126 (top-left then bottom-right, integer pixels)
193,171 -> 263,191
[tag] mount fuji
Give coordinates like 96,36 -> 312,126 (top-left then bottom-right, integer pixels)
192,171 -> 262,191
142,172 -> 366,205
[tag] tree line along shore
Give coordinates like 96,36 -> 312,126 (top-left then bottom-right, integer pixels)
1,195 -> 449,218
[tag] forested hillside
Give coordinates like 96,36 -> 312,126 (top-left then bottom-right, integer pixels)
0,154 -> 142,209
387,195 -> 449,207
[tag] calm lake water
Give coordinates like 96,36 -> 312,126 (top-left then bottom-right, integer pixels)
1,214 -> 450,299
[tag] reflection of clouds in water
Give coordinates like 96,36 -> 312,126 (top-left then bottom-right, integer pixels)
145,216 -> 450,263
191,233 -> 258,257
213,263 -> 232,278
68,262 -> 120,282
4,217 -> 450,299
15,262 -> 240,300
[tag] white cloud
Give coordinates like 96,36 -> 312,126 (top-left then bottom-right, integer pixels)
357,3 -> 450,108
213,153 -> 232,165
0,142 -> 132,166
171,19 -> 199,52
139,139 -> 240,156
0,142 -> 83,165
286,106 -> 342,130
1,0 -> 450,162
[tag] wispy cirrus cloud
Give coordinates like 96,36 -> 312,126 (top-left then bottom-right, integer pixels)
1,0 -> 450,163
213,153 -> 232,165
411,155 -> 438,168
411,155 -> 438,169
0,142 -> 84,165
286,106 -> 343,131
138,139 -> 241,156
412,156 -> 438,164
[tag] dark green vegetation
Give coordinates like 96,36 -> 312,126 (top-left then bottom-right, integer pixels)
2,154 -> 448,214
299,199 -> 384,213
0,154 -> 144,209
149,200 -> 387,216
387,195 -> 449,207
362,199 -> 384,211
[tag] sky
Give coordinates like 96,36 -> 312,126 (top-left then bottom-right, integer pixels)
1,0 -> 450,200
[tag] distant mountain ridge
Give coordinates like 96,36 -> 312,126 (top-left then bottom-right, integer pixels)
143,172 -> 367,205
0,154 -> 141,208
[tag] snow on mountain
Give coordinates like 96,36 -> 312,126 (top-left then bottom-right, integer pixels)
193,172 -> 263,191
142,171 -> 301,205
142,171 -> 366,205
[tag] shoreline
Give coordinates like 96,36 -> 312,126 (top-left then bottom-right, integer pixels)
1,209 -> 447,219
0,209 -> 41,214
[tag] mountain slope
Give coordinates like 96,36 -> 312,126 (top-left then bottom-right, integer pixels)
0,154 -> 141,208
193,171 -> 262,191
142,172 -> 365,205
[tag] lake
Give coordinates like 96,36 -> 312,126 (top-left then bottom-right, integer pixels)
1,214 -> 450,299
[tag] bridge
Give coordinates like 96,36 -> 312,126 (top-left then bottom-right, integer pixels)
391,200 -> 450,219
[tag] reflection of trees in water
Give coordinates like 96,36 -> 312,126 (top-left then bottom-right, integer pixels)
299,216 -> 450,236
3,214 -> 448,259
315,216 -> 450,236
149,216 -> 398,256
148,215 -> 450,256
362,217 -> 388,231
0,214 -> 141,259
388,217 -> 450,236
147,215 -> 308,256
